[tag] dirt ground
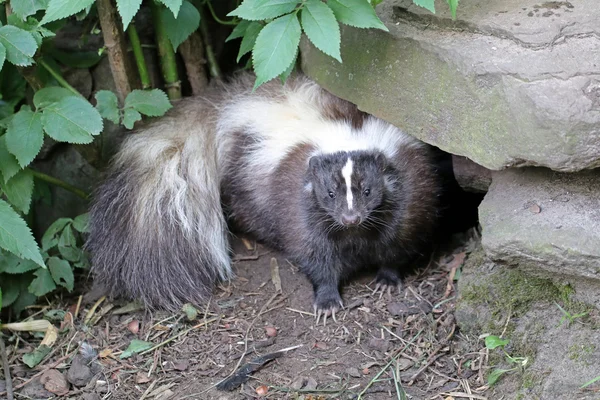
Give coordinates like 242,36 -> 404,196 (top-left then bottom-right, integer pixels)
1,233 -> 496,400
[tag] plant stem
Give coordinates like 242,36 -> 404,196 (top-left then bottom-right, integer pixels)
96,0 -> 140,103
199,6 -> 222,80
38,59 -> 82,97
0,336 -> 14,400
29,169 -> 89,200
150,1 -> 181,100
204,0 -> 237,25
127,24 -> 152,89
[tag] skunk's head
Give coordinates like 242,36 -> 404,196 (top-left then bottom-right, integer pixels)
306,151 -> 393,229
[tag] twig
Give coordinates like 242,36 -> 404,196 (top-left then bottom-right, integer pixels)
150,1 -> 181,100
178,32 -> 208,95
0,336 -> 14,400
407,344 -> 447,382
139,318 -> 217,355
127,23 -> 151,89
198,6 -> 222,80
204,0 -> 238,25
29,169 -> 89,200
96,0 -> 139,102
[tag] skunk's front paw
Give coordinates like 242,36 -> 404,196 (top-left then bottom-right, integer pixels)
372,268 -> 403,299
313,290 -> 343,326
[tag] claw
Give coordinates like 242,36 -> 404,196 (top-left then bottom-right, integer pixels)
332,309 -> 338,323
315,308 -> 322,325
323,312 -> 328,326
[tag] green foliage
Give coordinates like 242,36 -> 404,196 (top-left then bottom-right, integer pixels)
40,0 -> 96,25
0,200 -> 44,267
121,339 -> 153,359
124,89 -> 172,117
412,0 -> 435,14
484,335 -> 529,386
301,1 -> 341,62
158,0 -> 184,18
0,25 -> 37,66
22,344 -> 51,368
116,0 -> 144,29
161,0 -> 201,51
327,0 -> 388,30
6,109 -> 44,168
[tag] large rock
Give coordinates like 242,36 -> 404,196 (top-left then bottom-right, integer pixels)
300,0 -> 600,172
479,168 -> 600,300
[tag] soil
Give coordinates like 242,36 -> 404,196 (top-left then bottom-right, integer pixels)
1,234 -> 494,400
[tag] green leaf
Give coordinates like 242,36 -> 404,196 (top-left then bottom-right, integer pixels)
226,20 -> 251,42
0,43 -> 6,72
0,253 -> 39,274
488,368 -> 511,386
327,0 -> 388,31
48,257 -> 74,291
23,345 -> 51,368
58,225 -> 76,247
0,25 -> 37,66
182,303 -> 198,321
0,283 -> 18,308
10,277 -> 37,314
41,96 -> 103,144
484,335 -> 509,350
120,339 -> 153,359
40,0 -> 96,25
33,87 -> 75,110
6,108 -> 44,168
157,0 -> 183,17
413,0 -> 435,14
446,0 -> 458,19
228,0 -> 298,21
72,213 -> 89,233
161,1 -> 201,51
124,89 -> 172,117
116,0 -> 143,30
11,0 -> 49,20
0,169 -> 34,214
301,1 -> 341,62
28,268 -> 56,296
57,225 -> 81,262
122,108 -> 141,129
252,13 -> 301,88
236,22 -> 263,62
279,45 -> 298,83
41,218 -> 71,251
0,199 -> 44,267
0,135 -> 21,183
95,90 -> 120,124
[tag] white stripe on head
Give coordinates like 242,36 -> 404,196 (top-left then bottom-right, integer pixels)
341,157 -> 354,210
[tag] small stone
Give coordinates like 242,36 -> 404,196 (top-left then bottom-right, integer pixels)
387,302 -> 410,316
291,376 -> 307,390
265,326 -> 277,337
83,393 -> 101,400
397,358 -> 413,371
345,367 -> 361,378
173,359 -> 189,371
40,369 -> 70,396
67,355 -> 94,387
304,377 -> 318,390
368,338 -> 390,353
256,385 -> 269,396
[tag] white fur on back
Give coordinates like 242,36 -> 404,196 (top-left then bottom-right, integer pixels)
215,80 -> 420,175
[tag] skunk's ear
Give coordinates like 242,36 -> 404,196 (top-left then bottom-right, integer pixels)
308,155 -> 322,177
374,152 -> 388,171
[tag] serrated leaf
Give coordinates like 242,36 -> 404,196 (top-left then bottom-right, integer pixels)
228,0 -> 298,21
41,218 -> 71,251
116,0 -> 143,30
11,0 -> 49,20
6,109 -> 44,168
0,283 -> 19,308
0,135 -> 21,183
485,335 -> 509,350
301,1 -> 341,62
161,1 -> 200,52
412,0 -> 435,13
122,108 -> 141,129
59,245 -> 82,262
28,268 -> 56,296
252,13 -> 301,89
72,213 -> 89,233
57,225 -> 80,262
33,87 -> 75,110
95,90 -> 120,124
48,257 -> 74,291
0,43 -> 6,72
41,96 -> 103,144
0,199 -> 44,267
226,20 -> 251,42
279,45 -> 298,83
40,0 -> 96,25
0,25 -> 37,66
124,89 -> 172,117
0,253 -> 39,274
446,0 -> 458,19
236,22 -> 263,62
0,169 -> 34,214
120,339 -> 153,359
327,0 -> 388,31
23,344 -> 51,368
157,0 -> 183,17
58,225 -> 76,247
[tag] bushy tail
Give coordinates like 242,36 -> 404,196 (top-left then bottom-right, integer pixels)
86,108 -> 232,311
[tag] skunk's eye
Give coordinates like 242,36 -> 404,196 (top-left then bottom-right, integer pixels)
328,191 -> 335,198
363,189 -> 371,196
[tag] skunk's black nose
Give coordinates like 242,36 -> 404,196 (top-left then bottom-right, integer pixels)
341,213 -> 361,226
